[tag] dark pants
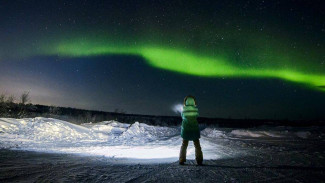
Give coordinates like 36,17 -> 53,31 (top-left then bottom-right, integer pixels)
179,139 -> 203,164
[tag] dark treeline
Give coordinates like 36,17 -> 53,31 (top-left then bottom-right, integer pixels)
1,102 -> 324,128
1,92 -> 324,127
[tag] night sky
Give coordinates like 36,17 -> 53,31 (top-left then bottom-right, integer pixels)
0,0 -> 325,120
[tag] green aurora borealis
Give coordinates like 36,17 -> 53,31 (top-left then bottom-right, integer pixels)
33,36 -> 324,92
1,34 -> 324,92
0,1 -> 324,92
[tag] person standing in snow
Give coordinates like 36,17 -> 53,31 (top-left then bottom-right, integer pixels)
179,95 -> 203,165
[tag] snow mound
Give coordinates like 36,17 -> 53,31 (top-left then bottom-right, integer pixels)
201,128 -> 227,138
0,118 -> 180,148
230,129 -> 313,139
0,117 -> 106,143
120,122 -> 179,143
230,129 -> 282,138
83,121 -> 130,136
0,118 -> 185,161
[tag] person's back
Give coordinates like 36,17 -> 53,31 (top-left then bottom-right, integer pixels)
179,95 -> 203,165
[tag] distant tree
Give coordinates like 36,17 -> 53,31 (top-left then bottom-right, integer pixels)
20,91 -> 31,105
91,114 -> 97,122
0,94 -> 16,117
0,94 -> 5,103
49,106 -> 61,115
18,91 -> 31,118
85,111 -> 92,123
6,95 -> 15,104
0,94 -> 6,117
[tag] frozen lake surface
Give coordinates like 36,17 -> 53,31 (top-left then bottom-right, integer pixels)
0,117 -> 324,182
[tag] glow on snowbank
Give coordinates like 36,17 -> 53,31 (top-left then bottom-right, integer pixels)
43,41 -> 325,92
58,139 -> 223,160
20,142 -> 224,163
47,146 -> 181,160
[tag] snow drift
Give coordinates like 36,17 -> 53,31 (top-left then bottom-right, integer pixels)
0,118 -> 193,161
229,127 -> 318,139
0,117 -> 322,162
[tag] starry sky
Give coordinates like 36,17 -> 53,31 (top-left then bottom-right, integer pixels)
0,0 -> 325,120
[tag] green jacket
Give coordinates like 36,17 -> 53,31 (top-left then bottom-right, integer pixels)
181,97 -> 200,140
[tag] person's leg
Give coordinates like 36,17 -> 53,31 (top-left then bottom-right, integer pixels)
193,139 -> 203,165
179,139 -> 189,164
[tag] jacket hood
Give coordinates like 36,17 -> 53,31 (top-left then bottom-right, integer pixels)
185,97 -> 196,106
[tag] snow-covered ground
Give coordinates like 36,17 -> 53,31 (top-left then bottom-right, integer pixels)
0,117 -> 229,162
0,117 -> 324,182
0,117 -> 323,162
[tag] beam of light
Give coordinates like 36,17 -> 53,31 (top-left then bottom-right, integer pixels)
20,141 -> 225,163
39,40 -> 325,92
32,146 -> 182,162
172,104 -> 184,114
